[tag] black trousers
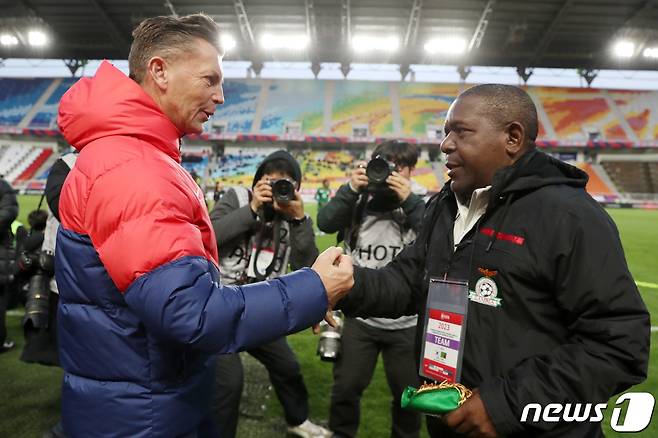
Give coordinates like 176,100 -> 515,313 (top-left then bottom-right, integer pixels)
0,236 -> 14,347
213,336 -> 309,438
329,318 -> 421,438
0,286 -> 7,346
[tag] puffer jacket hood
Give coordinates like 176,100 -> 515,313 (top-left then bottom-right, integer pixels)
58,61 -> 182,162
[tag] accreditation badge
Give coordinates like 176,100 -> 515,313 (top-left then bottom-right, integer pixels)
419,278 -> 469,384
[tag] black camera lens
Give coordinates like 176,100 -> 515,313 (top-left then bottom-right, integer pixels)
271,178 -> 295,203
366,156 -> 396,185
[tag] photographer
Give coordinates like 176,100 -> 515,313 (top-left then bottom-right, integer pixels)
16,151 -> 77,368
12,209 -> 48,313
28,151 -> 77,438
317,140 -> 425,438
209,150 -> 330,438
0,175 -> 18,353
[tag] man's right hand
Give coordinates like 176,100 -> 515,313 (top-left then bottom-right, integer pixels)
250,178 -> 273,213
312,247 -> 354,323
349,161 -> 369,192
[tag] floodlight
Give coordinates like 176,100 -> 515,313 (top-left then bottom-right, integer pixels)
424,37 -> 467,55
642,47 -> 658,59
28,30 -> 48,47
260,33 -> 309,51
0,34 -> 18,46
221,34 -> 236,52
351,35 -> 400,53
613,40 -> 635,58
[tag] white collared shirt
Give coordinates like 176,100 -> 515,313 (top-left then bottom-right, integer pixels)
453,186 -> 491,250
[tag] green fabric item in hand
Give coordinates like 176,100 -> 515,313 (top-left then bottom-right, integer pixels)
400,385 -> 463,415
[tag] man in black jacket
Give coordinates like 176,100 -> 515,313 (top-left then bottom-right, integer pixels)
337,84 -> 650,438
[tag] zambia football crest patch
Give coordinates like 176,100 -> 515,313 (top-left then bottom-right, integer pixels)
468,268 -> 503,308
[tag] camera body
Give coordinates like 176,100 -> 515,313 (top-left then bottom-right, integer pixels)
39,250 -> 55,274
15,249 -> 54,276
17,251 -> 38,273
316,310 -> 344,362
269,178 -> 296,204
365,155 -> 396,187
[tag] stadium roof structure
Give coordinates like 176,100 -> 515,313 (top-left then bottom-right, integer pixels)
1,0 -> 658,79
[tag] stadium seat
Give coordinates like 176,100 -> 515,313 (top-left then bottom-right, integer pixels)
29,78 -> 79,128
0,78 -> 52,126
601,161 -> 656,194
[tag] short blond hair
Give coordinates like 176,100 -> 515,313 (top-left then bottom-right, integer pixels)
128,13 -> 223,83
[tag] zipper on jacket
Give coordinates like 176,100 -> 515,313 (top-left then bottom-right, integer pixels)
443,220 -> 482,282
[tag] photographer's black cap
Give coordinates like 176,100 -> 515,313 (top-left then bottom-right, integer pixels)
252,150 -> 302,188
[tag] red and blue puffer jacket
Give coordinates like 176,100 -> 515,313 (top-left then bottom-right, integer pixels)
55,61 -> 328,437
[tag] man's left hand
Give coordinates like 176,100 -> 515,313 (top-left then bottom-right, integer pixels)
274,190 -> 304,220
386,171 -> 412,202
442,390 -> 497,438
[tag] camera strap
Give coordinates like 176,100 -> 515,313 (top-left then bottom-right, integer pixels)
251,216 -> 282,281
347,193 -> 368,250
37,192 -> 46,211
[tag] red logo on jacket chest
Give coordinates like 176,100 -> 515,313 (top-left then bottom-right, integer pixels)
480,228 -> 525,246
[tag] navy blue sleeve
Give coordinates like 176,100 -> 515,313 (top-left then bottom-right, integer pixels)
124,256 -> 328,353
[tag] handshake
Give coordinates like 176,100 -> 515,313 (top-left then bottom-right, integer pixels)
311,247 -> 354,327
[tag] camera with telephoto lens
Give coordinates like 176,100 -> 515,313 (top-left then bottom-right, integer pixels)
366,155 -> 396,186
16,249 -> 54,331
269,178 -> 296,204
316,310 -> 343,362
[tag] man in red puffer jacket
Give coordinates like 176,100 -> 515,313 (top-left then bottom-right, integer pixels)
56,13 -> 353,438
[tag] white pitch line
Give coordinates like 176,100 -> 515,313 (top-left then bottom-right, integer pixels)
637,281 -> 658,289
